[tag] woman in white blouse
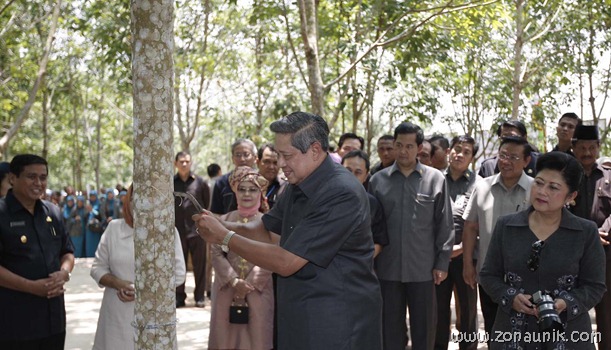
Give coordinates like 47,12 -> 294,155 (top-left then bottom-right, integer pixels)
90,185 -> 186,350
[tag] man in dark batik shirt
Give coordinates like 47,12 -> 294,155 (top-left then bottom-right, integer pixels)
0,154 -> 75,350
193,112 -> 382,350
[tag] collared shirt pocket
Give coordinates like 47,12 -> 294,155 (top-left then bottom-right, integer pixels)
597,179 -> 611,215
414,193 -> 435,229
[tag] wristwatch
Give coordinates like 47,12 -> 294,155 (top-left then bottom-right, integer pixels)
221,231 -> 236,253
231,277 -> 239,287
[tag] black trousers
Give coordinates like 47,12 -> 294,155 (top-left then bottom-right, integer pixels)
0,332 -> 65,350
434,257 -> 478,350
478,284 -> 497,346
380,279 -> 436,350
176,234 -> 207,303
595,258 -> 611,350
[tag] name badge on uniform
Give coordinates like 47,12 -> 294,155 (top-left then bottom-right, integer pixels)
10,221 -> 26,228
454,195 -> 466,208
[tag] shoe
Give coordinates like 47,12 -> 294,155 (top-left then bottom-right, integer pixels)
195,299 -> 206,308
176,300 -> 186,308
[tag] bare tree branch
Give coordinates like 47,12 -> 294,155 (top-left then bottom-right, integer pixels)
324,0 -> 498,90
0,0 -> 17,17
525,3 -> 562,43
0,0 -> 62,156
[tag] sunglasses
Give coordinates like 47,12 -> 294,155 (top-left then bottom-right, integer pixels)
527,240 -> 545,272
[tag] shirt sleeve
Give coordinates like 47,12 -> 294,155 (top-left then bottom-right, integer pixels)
462,184 -> 479,222
434,179 -> 454,271
200,178 -> 211,211
261,187 -> 288,234
210,179 -> 225,214
90,223 -> 114,288
210,243 -> 239,287
173,229 -> 187,286
558,220 -> 606,321
370,195 -> 389,246
479,215 -> 516,314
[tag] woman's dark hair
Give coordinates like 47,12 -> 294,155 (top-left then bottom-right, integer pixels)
535,151 -> 583,193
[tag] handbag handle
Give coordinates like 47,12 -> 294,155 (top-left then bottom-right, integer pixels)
231,298 -> 248,307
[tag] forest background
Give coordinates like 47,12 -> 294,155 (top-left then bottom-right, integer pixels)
1,0 -> 611,191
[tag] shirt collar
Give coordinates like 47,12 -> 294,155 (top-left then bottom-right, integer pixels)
445,168 -> 474,182
506,206 -> 583,231
492,171 -> 531,191
174,172 -> 195,181
296,155 -> 335,198
5,190 -> 44,214
594,163 -> 606,174
389,160 -> 425,177
118,220 -> 134,239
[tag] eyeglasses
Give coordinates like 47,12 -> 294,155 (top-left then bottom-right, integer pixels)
527,240 -> 545,272
233,152 -> 253,159
498,153 -> 522,162
237,187 -> 260,194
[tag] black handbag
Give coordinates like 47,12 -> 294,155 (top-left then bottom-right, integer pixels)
87,216 -> 105,233
229,299 -> 249,324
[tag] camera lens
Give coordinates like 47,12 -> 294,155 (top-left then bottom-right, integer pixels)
536,294 -> 563,333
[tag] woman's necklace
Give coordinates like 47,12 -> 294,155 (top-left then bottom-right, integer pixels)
237,211 -> 257,223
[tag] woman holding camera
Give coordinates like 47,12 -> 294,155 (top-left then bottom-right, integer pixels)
480,152 -> 606,349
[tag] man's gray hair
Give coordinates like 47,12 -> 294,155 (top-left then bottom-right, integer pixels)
231,138 -> 257,155
270,111 -> 329,153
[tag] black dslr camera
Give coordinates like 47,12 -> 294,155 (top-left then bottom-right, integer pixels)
531,290 -> 564,333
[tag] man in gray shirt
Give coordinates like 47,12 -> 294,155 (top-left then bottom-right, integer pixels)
462,136 -> 533,341
369,122 -> 454,350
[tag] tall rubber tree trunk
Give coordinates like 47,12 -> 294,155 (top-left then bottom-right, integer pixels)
131,0 -> 177,348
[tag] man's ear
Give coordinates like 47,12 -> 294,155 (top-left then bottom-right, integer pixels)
523,155 -> 532,169
310,142 -> 324,160
8,173 -> 16,186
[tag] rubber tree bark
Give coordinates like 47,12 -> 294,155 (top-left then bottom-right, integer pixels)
131,0 -> 177,348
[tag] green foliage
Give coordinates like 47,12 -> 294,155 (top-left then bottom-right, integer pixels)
3,0 -> 611,179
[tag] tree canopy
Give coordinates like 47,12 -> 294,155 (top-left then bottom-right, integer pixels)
1,0 -> 610,190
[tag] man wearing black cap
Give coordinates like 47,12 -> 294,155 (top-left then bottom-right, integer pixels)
570,124 -> 611,350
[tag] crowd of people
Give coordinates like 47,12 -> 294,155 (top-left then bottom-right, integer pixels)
1,111 -> 610,350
